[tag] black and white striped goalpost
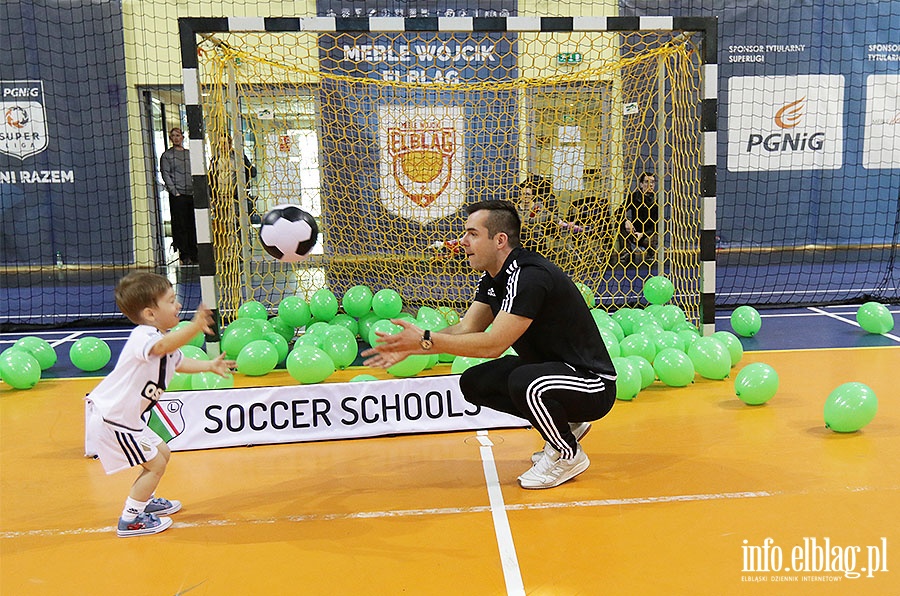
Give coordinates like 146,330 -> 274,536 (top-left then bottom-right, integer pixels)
178,15 -> 718,348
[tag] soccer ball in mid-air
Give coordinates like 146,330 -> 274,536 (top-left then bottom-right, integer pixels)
258,205 -> 319,262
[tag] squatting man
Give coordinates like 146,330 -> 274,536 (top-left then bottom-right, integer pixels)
364,200 -> 617,489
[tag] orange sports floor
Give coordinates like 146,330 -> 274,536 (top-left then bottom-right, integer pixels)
1,347 -> 898,595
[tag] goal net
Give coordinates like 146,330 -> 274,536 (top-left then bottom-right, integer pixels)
185,17 -> 711,334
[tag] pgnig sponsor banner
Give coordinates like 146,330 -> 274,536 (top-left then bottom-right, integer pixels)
145,375 -> 524,452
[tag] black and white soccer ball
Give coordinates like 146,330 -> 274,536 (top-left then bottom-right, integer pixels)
258,205 -> 319,262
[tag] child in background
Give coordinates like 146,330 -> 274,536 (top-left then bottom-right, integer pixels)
85,272 -> 234,537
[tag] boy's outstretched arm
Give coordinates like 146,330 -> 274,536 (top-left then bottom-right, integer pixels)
176,352 -> 236,376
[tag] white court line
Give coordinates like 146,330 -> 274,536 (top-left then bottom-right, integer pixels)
807,306 -> 900,343
3,487 -> 830,541
477,430 -> 525,596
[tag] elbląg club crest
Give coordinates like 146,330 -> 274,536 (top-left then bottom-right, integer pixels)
0,80 -> 49,160
379,106 -> 466,224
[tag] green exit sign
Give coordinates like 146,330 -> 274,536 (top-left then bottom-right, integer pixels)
557,52 -> 583,65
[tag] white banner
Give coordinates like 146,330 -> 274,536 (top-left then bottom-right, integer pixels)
86,375 -> 527,455
863,74 -> 900,170
727,74 -> 845,172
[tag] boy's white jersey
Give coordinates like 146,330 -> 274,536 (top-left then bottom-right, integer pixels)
86,325 -> 184,430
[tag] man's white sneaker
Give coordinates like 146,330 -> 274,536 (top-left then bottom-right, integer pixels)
531,422 -> 591,463
518,446 -> 590,489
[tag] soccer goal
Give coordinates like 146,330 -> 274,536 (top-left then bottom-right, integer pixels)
178,15 -> 717,343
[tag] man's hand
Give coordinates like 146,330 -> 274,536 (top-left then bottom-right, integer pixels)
360,318 -> 422,368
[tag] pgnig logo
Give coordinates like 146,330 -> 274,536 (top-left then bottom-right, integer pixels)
741,537 -> 889,581
746,97 -> 826,153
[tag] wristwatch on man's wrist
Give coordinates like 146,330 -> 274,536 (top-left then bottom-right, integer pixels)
420,330 -> 433,351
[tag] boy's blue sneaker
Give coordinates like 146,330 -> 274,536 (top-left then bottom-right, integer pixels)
116,512 -> 172,537
144,497 -> 182,516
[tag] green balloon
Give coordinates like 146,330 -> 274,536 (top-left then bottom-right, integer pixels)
590,309 -> 610,331
712,331 -> 743,367
416,306 -> 448,331
575,282 -> 595,307
278,296 -> 311,328
856,302 -> 894,334
824,382 -> 878,432
626,355 -> 656,389
236,339 -> 279,376
69,337 -> 111,372
611,308 -> 637,335
294,333 -> 321,349
179,345 -> 210,360
221,317 -> 255,337
238,300 -> 269,320
171,321 -> 204,347
167,372 -> 193,391
330,313 -> 359,337
424,353 -> 440,369
612,357 -> 641,401
368,319 -> 401,348
734,363 -> 779,406
0,349 -> 41,389
263,331 -> 290,364
687,337 -> 731,380
350,374 -> 380,382
628,309 -> 656,332
309,288 -> 339,322
371,289 -> 403,319
643,276 -> 675,305
633,320 -> 664,337
305,321 -> 331,337
731,305 -> 762,337
438,352 -> 456,363
598,328 -> 620,358
672,321 -> 700,334
286,345 -> 335,384
342,285 -> 374,318
451,356 -> 489,374
13,336 -> 57,370
654,330 -> 685,353
677,329 -> 700,350
221,323 -> 263,359
619,333 -> 656,363
656,304 -> 687,330
356,312 -> 381,345
653,348 -> 694,387
436,306 -> 460,326
192,371 -> 235,390
387,354 -> 429,378
320,326 -> 359,369
270,315 -> 297,343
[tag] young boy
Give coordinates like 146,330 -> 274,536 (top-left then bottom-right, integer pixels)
85,272 -> 234,537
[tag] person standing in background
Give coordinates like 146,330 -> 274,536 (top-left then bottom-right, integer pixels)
160,127 -> 198,265
620,172 -> 658,258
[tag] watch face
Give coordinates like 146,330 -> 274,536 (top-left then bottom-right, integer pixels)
420,339 -> 433,350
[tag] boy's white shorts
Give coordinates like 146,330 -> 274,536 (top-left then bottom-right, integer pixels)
85,403 -> 163,475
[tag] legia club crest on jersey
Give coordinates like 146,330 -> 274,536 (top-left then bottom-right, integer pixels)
379,106 -> 466,224
145,399 -> 185,443
0,80 -> 49,160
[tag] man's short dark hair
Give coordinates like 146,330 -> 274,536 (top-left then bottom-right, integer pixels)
638,172 -> 656,184
465,200 -> 522,248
